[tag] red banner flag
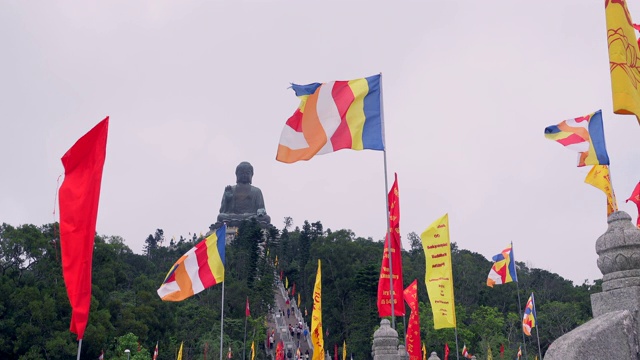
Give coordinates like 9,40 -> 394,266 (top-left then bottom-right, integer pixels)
292,283 -> 296,296
246,296 -> 251,317
444,343 -> 449,359
59,117 -> 109,340
627,182 -> 640,228
377,173 -> 405,316
403,279 -> 421,360
276,341 -> 284,360
334,344 -> 338,360
499,343 -> 504,357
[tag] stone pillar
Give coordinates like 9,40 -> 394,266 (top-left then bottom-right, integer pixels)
545,211 -> 640,359
397,344 -> 408,360
427,351 -> 441,360
373,319 -> 399,360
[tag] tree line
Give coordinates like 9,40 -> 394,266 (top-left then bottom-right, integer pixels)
0,218 -> 598,359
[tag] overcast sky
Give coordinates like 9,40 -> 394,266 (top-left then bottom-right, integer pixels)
2,1 -> 640,286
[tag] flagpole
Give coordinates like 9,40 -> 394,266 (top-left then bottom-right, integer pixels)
243,310 -> 248,360
453,327 -> 460,360
76,339 -> 82,360
512,242 -> 527,360
220,281 -> 225,360
379,72 -> 396,329
535,325 -> 542,360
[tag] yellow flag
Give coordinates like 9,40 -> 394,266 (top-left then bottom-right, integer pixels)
251,341 -> 255,360
422,343 -> 426,360
298,292 -> 301,307
177,342 -> 184,360
286,276 -> 289,289
275,255 -> 278,267
342,340 -> 346,360
311,260 -> 324,360
487,346 -> 493,360
606,0 -> 640,123
585,165 -> 618,216
421,213 -> 456,329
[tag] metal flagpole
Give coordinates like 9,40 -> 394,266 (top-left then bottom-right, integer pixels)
243,310 -> 248,360
76,339 -> 82,360
220,281 -> 225,360
535,324 -> 543,360
379,72 -> 396,329
512,242 -> 527,360
453,327 -> 460,360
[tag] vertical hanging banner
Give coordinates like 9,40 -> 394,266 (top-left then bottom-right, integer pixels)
377,173 -> 406,316
403,279 -> 421,360
421,213 -> 456,329
311,260 -> 325,360
59,117 -> 109,340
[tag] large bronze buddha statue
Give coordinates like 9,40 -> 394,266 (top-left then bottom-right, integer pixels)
215,161 -> 271,227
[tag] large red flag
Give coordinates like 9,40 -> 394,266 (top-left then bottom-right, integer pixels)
444,343 -> 449,359
377,173 -> 406,316
59,117 -> 109,340
626,182 -> 640,228
403,279 -> 421,360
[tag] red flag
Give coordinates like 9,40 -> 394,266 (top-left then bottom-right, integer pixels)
377,173 -> 406,316
499,344 -> 504,357
59,117 -> 109,340
403,280 -> 421,360
99,350 -> 104,360
444,343 -> 449,359
292,283 -> 296,296
276,341 -> 284,360
334,344 -> 338,360
153,342 -> 159,360
246,297 -> 251,317
626,182 -> 640,228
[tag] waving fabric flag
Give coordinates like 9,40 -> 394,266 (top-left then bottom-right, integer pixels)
177,342 -> 184,360
276,74 -> 384,163
422,214 -> 456,329
157,225 -> 226,301
311,260 -> 325,360
343,340 -> 346,360
251,341 -> 255,360
487,244 -> 517,287
153,342 -> 158,360
584,165 -> 618,216
403,280 -> 421,360
626,181 -> 640,227
544,110 -> 609,167
522,293 -> 537,336
246,297 -> 251,317
517,346 -> 522,359
422,343 -> 426,360
444,343 -> 449,359
606,0 -> 640,124
461,344 -> 471,359
377,173 -> 405,316
59,117 -> 109,340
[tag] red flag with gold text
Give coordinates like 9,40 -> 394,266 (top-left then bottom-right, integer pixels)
59,117 -> 109,340
403,279 -> 421,360
377,173 -> 406,316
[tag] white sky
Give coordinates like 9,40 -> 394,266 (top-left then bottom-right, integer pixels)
2,1 -> 640,285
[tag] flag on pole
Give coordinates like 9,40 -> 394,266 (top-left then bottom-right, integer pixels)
422,214 -> 456,329
606,0 -> 640,124
487,244 -> 517,287
461,344 -> 471,359
627,181 -> 640,228
99,350 -> 104,360
487,346 -> 493,360
298,292 -> 301,307
286,277 -> 289,289
292,283 -> 296,296
444,343 -> 450,360
276,74 -> 384,163
157,225 -> 226,301
153,342 -> 158,360
403,279 -> 421,360
544,110 -> 609,167
311,260 -> 325,360
177,342 -> 184,360
59,117 -> 109,340
342,340 -> 346,360
276,341 -> 284,360
377,173 -> 405,316
499,344 -> 504,358
585,165 -> 618,216
523,292 -> 537,336
246,296 -> 251,317
334,343 -> 338,360
517,346 -> 522,359
422,343 -> 426,360
251,341 -> 255,360
228,346 -> 233,359
275,255 -> 279,267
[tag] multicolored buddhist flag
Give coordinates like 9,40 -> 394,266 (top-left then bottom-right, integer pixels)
584,165 -> 618,216
403,279 -> 421,360
59,117 -> 109,340
606,0 -> 640,124
311,260 -> 324,360
627,181 -> 640,227
487,244 -> 517,287
517,346 -> 522,359
377,173 -> 405,316
276,74 -> 384,163
422,214 -> 456,329
522,293 -> 537,336
157,225 -> 226,301
544,110 -> 609,167
461,344 -> 471,359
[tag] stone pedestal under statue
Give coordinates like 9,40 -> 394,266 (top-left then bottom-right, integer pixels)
544,211 -> 640,359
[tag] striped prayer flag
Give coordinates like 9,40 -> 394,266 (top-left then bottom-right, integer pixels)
157,225 -> 226,301
544,110 -> 609,167
522,292 -> 537,336
487,244 -> 517,287
276,74 -> 384,163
